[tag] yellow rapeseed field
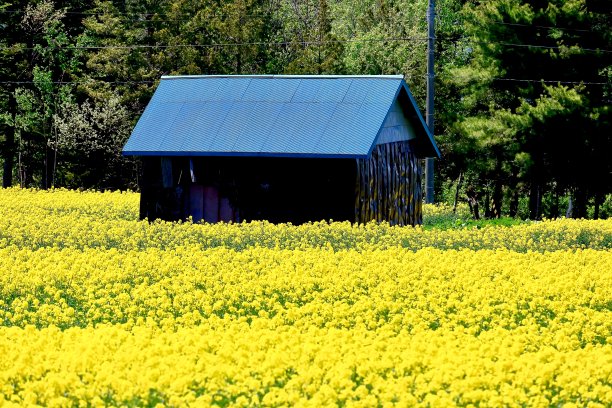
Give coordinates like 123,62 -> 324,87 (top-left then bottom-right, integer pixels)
0,188 -> 610,407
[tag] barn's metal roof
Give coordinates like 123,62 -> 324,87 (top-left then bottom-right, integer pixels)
123,75 -> 440,159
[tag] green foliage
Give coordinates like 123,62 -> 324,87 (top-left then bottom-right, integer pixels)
281,0 -> 345,74
590,194 -> 612,219
2,0 -> 82,188
0,0 -> 609,219
422,202 -> 526,229
53,93 -> 136,188
442,0 -> 611,220
78,0 -> 164,104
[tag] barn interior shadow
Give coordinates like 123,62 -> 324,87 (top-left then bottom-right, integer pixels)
139,156 -> 356,224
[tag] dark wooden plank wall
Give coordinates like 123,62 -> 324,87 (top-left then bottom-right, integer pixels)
140,148 -> 423,225
355,141 -> 422,226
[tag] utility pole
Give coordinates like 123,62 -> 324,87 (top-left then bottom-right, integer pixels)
425,0 -> 435,203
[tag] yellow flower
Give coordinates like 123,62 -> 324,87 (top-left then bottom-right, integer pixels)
0,188 -> 610,406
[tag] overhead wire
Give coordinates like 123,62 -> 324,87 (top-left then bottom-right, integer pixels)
484,20 -> 600,33
486,78 -> 607,85
0,37 -> 428,50
0,80 -> 156,85
1,9 -> 606,34
0,77 -> 607,86
1,8 -> 608,86
0,36 -> 609,53
1,8 -> 427,18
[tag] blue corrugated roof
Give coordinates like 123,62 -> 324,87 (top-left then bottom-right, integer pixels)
123,75 -> 440,159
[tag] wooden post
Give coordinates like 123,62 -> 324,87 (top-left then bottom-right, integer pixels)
203,186 -> 219,223
161,158 -> 173,188
189,184 -> 204,223
219,197 -> 233,222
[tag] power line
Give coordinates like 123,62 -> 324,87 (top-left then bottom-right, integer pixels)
0,9 -> 265,23
0,37 -> 610,53
2,37 -> 430,51
471,40 -> 611,53
488,20 -> 597,33
3,9 -> 603,34
0,9 -> 267,17
0,8 -> 426,18
0,80 -> 155,85
0,8 -> 428,25
492,78 -> 608,85
0,78 -> 607,86
2,8 -> 606,35
0,8 -> 432,27
443,76 -> 608,85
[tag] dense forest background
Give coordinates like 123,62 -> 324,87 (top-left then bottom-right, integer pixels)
0,0 -> 610,219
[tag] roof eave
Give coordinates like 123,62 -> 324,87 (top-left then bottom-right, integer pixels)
122,150 -> 369,159
400,81 -> 441,159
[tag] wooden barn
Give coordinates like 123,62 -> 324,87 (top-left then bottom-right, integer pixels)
122,75 -> 440,225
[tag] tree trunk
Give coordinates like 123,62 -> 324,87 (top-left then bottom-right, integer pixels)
565,195 -> 573,218
550,189 -> 560,219
2,91 -> 16,188
41,143 -> 52,190
507,172 -> 519,218
509,190 -> 519,218
19,150 -> 30,188
453,172 -> 462,214
491,155 -> 503,218
492,179 -> 503,218
529,182 -> 542,220
470,197 -> 480,220
593,191 -> 601,219
466,187 -> 480,220
573,186 -> 588,219
484,188 -> 492,218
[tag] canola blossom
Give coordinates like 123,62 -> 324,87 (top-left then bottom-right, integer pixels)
0,188 -> 611,407
0,188 -> 610,252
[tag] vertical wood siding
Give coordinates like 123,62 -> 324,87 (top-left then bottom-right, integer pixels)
356,141 -> 422,226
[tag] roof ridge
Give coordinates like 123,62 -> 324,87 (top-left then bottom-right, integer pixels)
161,74 -> 404,80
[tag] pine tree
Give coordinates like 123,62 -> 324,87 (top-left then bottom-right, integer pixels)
449,0 -> 611,218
